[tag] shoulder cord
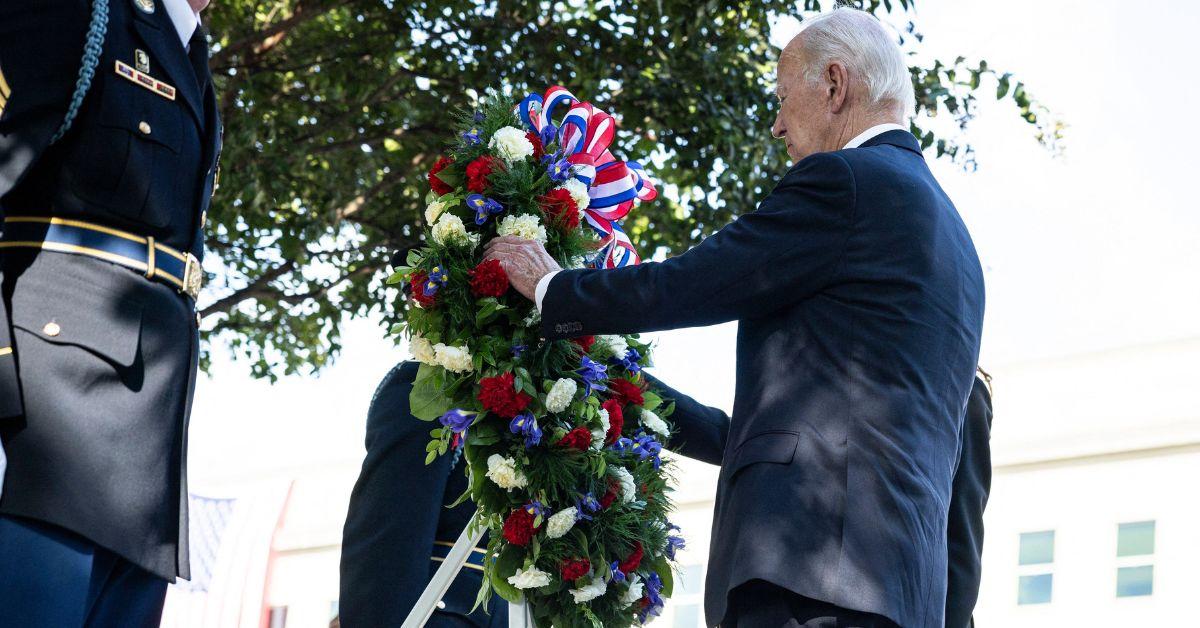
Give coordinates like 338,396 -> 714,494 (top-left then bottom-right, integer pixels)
50,0 -> 109,144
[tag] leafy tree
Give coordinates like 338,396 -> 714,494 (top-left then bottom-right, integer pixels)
202,0 -> 1061,378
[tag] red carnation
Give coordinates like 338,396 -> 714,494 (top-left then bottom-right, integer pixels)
602,399 -> 624,444
573,335 -> 595,353
538,187 -> 581,230
408,271 -> 438,308
599,478 -> 620,509
428,156 -> 455,196
469,259 -> 510,298
502,508 -> 537,547
618,542 -> 644,575
477,373 -> 532,419
526,131 -> 545,161
559,558 -> 591,582
557,426 -> 593,451
466,155 -> 501,193
609,378 -> 645,407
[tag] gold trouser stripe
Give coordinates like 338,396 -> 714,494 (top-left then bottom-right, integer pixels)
432,540 -> 488,555
0,347 -> 12,357
0,69 -> 10,98
430,556 -> 485,573
3,216 -> 188,263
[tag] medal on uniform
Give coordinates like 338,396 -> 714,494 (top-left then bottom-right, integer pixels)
134,0 -> 155,14
115,60 -> 176,101
135,49 -> 150,74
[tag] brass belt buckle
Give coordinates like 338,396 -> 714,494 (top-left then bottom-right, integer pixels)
182,253 -> 203,299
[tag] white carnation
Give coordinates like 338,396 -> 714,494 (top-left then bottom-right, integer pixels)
592,408 -> 611,448
545,507 -> 577,539
424,198 -> 448,225
431,213 -> 470,247
409,334 -> 436,365
486,454 -> 528,490
569,573 -> 608,604
595,335 -> 629,361
620,574 -> 644,607
545,378 -> 577,413
433,343 -> 473,374
561,178 -> 591,211
641,409 -> 669,437
488,126 -> 535,163
496,214 -> 547,244
611,466 -> 636,504
507,565 -> 552,590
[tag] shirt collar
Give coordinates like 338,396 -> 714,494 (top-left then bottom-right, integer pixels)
162,0 -> 201,51
843,123 -> 909,150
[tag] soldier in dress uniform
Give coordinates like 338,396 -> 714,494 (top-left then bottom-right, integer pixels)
339,361 -> 508,628
0,0 -> 220,625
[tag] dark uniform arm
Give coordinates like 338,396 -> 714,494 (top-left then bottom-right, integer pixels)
0,0 -> 88,418
944,374 -> 994,628
643,372 -> 730,467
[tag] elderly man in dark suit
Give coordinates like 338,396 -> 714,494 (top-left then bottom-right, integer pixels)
0,0 -> 220,625
485,7 -> 986,627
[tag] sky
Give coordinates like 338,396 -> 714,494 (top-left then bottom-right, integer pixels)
187,0 -> 1200,489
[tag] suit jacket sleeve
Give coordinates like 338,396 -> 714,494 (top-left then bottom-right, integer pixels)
944,375 -> 994,628
642,371 -> 729,467
0,0 -> 86,418
540,152 -> 855,339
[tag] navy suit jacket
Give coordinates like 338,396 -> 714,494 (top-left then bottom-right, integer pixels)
541,130 -> 985,627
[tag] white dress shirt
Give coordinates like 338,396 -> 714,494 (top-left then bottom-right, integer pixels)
162,0 -> 201,50
533,122 -> 910,312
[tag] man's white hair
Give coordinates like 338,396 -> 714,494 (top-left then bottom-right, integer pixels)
793,8 -> 915,115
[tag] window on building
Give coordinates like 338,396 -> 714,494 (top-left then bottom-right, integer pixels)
666,563 -> 705,627
673,603 -> 701,628
267,606 -> 287,628
1017,530 -> 1054,605
1116,520 -> 1155,598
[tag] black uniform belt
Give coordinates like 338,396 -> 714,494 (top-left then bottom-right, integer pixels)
431,540 -> 487,573
0,216 -> 203,299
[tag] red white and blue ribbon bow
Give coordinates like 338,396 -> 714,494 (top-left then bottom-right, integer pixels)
518,86 -> 659,269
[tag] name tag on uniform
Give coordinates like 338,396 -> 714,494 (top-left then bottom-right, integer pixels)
115,60 -> 175,101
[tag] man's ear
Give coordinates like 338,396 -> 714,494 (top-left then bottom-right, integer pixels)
827,62 -> 849,114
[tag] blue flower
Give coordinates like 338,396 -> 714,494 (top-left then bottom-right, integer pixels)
575,492 -> 600,521
462,127 -> 481,145
613,432 -> 663,469
473,110 -> 485,123
424,265 -> 448,296
466,193 -> 504,225
615,347 -> 642,374
546,154 -> 573,182
576,355 -> 608,397
511,344 -> 527,358
666,534 -> 686,560
509,411 -> 542,448
609,560 -> 626,584
638,572 -> 665,622
523,500 -> 547,518
438,409 -> 476,434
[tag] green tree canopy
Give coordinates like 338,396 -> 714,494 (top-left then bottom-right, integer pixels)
203,0 -> 1060,378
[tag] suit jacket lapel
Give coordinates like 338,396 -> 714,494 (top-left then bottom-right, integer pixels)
128,0 -> 203,127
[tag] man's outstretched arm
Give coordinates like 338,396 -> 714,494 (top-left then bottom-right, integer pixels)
484,151 -> 854,340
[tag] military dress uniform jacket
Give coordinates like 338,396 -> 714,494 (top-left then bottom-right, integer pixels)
0,0 -> 220,581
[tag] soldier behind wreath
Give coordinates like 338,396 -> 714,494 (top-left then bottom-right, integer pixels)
0,0 -> 220,625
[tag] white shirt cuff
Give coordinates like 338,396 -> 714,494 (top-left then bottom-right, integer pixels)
535,271 -> 559,313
